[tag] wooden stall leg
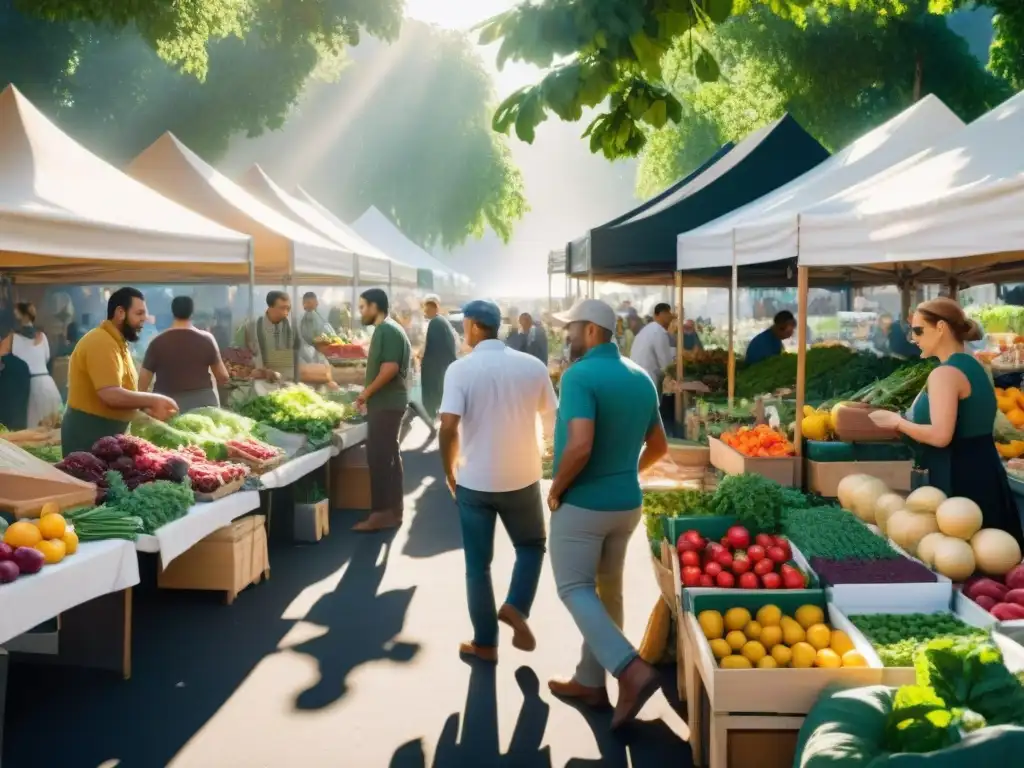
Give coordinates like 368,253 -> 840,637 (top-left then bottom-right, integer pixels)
122,587 -> 132,680
709,713 -> 729,768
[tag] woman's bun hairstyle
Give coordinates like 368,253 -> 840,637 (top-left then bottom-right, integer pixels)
15,302 -> 36,324
917,297 -> 983,343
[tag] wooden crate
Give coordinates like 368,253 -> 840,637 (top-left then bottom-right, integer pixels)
293,499 -> 330,543
805,459 -> 912,497
708,437 -> 795,487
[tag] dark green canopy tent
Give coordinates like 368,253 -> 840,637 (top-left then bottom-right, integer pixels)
567,114 -> 830,282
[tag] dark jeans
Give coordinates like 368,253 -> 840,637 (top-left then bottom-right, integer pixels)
456,482 -> 547,647
367,408 -> 405,515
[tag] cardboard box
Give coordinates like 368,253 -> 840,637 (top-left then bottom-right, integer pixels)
294,499 -> 330,542
330,446 -> 371,510
708,437 -> 795,487
805,459 -> 912,497
158,515 -> 269,605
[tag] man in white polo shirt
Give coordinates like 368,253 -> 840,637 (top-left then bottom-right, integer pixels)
439,299 -> 558,662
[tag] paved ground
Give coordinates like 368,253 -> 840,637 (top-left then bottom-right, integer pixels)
3,423 -> 692,767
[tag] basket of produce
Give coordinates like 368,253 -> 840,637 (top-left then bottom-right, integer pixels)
225,438 -> 285,474
222,347 -> 255,380
236,385 -> 348,446
192,475 -> 247,503
710,425 -> 796,486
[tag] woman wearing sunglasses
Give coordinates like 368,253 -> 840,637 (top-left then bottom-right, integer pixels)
869,298 -> 1024,548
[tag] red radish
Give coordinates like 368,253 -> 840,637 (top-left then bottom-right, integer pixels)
677,537 -> 700,554
766,546 -> 787,564
715,571 -> 735,588
755,533 -> 775,549
683,530 -> 706,549
732,556 -> 751,575
974,595 -> 997,610
726,525 -> 751,550
782,569 -> 806,589
739,572 -> 759,590
715,550 -> 734,569
747,545 -> 765,563
681,550 -> 701,568
699,574 -> 714,587
1006,564 -> 1024,591
705,562 -> 723,578
754,558 -> 774,577
991,603 -> 1024,620
761,572 -> 782,590
682,566 -> 702,587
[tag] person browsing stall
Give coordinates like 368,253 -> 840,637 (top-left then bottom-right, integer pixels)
439,299 -> 557,662
352,288 -> 412,533
869,298 -> 1024,548
629,303 -> 675,382
234,290 -> 302,386
62,287 -> 178,455
139,296 -> 229,413
406,293 -> 458,435
0,303 -> 62,428
298,291 -> 336,364
744,310 -> 797,366
547,298 -> 669,730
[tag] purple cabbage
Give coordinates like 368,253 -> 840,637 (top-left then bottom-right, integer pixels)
91,436 -> 123,463
810,556 -> 938,585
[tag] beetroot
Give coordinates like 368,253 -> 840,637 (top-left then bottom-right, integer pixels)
1006,564 -> 1024,591
991,602 -> 1024,621
12,547 -> 44,575
91,436 -> 124,462
0,560 -> 18,583
974,595 -> 998,610
1004,588 -> 1024,608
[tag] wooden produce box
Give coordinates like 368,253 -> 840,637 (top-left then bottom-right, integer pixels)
0,441 -> 96,518
157,515 -> 269,605
708,437 -> 795,487
805,459 -> 912,498
666,439 -> 711,467
293,499 -> 330,543
330,445 -> 371,510
684,591 -> 882,768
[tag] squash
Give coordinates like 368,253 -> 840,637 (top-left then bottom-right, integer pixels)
887,509 -> 940,555
935,497 -> 983,541
801,412 -> 830,442
932,537 -> 976,582
638,598 -> 672,664
916,532 -> 948,567
873,494 -> 905,535
905,486 -> 947,515
970,528 -> 1023,577
841,476 -> 890,523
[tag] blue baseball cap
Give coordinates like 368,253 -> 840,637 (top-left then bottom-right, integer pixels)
462,299 -> 502,330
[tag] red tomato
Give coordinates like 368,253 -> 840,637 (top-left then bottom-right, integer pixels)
738,572 -> 760,590
683,531 -> 706,549
682,566 -> 702,587
681,550 -> 701,568
766,546 -> 787,564
699,574 -> 714,587
773,536 -> 793,559
726,525 -> 751,550
715,571 -> 735,588
676,537 -> 700,554
715,550 -> 734,569
747,545 -> 765,562
761,572 -> 782,590
731,556 -> 751,575
755,533 -> 775,549
704,561 -> 723,578
782,569 -> 807,589
753,558 -> 774,577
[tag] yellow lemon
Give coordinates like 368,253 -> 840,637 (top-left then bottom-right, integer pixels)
759,625 -> 783,650
756,604 -> 782,627
795,605 -> 825,630
815,648 -> 842,669
781,617 -> 806,646
744,620 -> 763,641
830,630 -> 855,657
806,624 -> 832,651
720,655 -> 753,669
791,642 -> 817,669
698,611 -> 724,640
771,644 -> 793,667
726,630 -> 747,651
842,650 -> 868,668
757,656 -> 778,669
741,641 -> 767,665
724,608 -> 752,632
709,639 -> 732,660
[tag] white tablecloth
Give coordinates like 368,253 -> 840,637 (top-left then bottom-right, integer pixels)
258,447 -> 333,489
135,490 -> 261,568
0,539 -> 140,645
332,422 -> 368,456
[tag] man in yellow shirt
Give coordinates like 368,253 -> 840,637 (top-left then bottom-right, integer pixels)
61,287 -> 178,455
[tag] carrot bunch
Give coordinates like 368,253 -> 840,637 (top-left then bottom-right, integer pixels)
721,424 -> 795,458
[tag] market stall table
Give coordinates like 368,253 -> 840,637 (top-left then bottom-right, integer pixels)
258,447 -> 335,490
333,422 -> 368,454
135,491 -> 262,568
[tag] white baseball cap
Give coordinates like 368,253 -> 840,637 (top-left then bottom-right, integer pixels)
553,299 -> 617,332
422,293 -> 441,307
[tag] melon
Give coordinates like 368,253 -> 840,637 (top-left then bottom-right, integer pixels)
935,497 -> 983,541
970,528 -> 1023,577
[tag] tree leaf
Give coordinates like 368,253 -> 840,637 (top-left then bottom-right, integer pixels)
657,10 -> 694,39
477,18 -> 505,46
578,59 -> 615,106
492,89 -> 527,134
643,98 -> 669,128
703,0 -> 736,25
694,47 -> 721,82
629,32 -> 664,78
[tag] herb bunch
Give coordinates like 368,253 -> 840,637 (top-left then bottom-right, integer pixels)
781,505 -> 899,561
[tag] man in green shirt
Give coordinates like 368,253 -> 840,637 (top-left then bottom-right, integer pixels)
353,288 -> 411,532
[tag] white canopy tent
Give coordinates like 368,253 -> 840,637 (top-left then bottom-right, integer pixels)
0,84 -> 251,284
676,95 -> 965,272
798,89 -> 1024,281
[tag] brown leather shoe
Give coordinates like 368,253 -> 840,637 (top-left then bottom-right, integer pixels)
498,604 -> 536,652
351,511 -> 401,532
548,678 -> 611,708
611,657 -> 661,729
459,641 -> 497,662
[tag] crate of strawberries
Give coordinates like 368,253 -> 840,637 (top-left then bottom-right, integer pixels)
671,517 -> 818,608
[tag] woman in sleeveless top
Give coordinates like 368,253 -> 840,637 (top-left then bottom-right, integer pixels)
869,298 -> 1024,548
0,303 -> 63,428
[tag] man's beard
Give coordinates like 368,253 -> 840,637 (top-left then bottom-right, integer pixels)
569,339 -> 585,362
360,312 -> 377,327
119,321 -> 141,343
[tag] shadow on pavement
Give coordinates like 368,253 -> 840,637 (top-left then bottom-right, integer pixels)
398,434 -> 464,561
561,699 -> 692,768
389,663 -> 552,768
291,532 -> 420,710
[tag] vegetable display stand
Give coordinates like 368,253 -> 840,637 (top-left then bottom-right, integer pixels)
293,499 -> 330,543
708,437 -> 795,487
192,476 -> 246,503
683,591 -> 882,768
805,459 -> 912,498
157,515 -> 269,605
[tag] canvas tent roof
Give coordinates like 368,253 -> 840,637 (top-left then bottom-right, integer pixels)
352,206 -> 463,286
677,95 -> 966,272
569,115 -> 830,280
0,85 -> 251,284
796,90 -> 1024,284
127,133 -> 353,283
291,185 -> 419,288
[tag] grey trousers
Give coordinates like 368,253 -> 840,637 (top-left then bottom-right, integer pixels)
550,503 -> 642,688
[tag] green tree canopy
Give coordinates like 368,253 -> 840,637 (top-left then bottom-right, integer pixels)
636,2 -> 1013,197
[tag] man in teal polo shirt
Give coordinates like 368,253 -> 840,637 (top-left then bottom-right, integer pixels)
547,298 -> 669,730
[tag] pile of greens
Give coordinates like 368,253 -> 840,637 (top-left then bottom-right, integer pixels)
642,489 -> 714,542
781,505 -> 899,561
709,473 -> 787,533
237,386 -> 348,445
886,637 -> 1024,754
967,304 -> 1024,335
23,444 -> 62,463
64,471 -> 193,539
850,613 -> 989,668
131,414 -> 229,461
832,359 -> 937,412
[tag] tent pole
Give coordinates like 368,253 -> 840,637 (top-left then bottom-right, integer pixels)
247,240 -> 256,325
290,243 -> 299,384
674,271 -> 684,428
352,255 -> 362,334
795,264 -> 809,489
727,233 -> 737,409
